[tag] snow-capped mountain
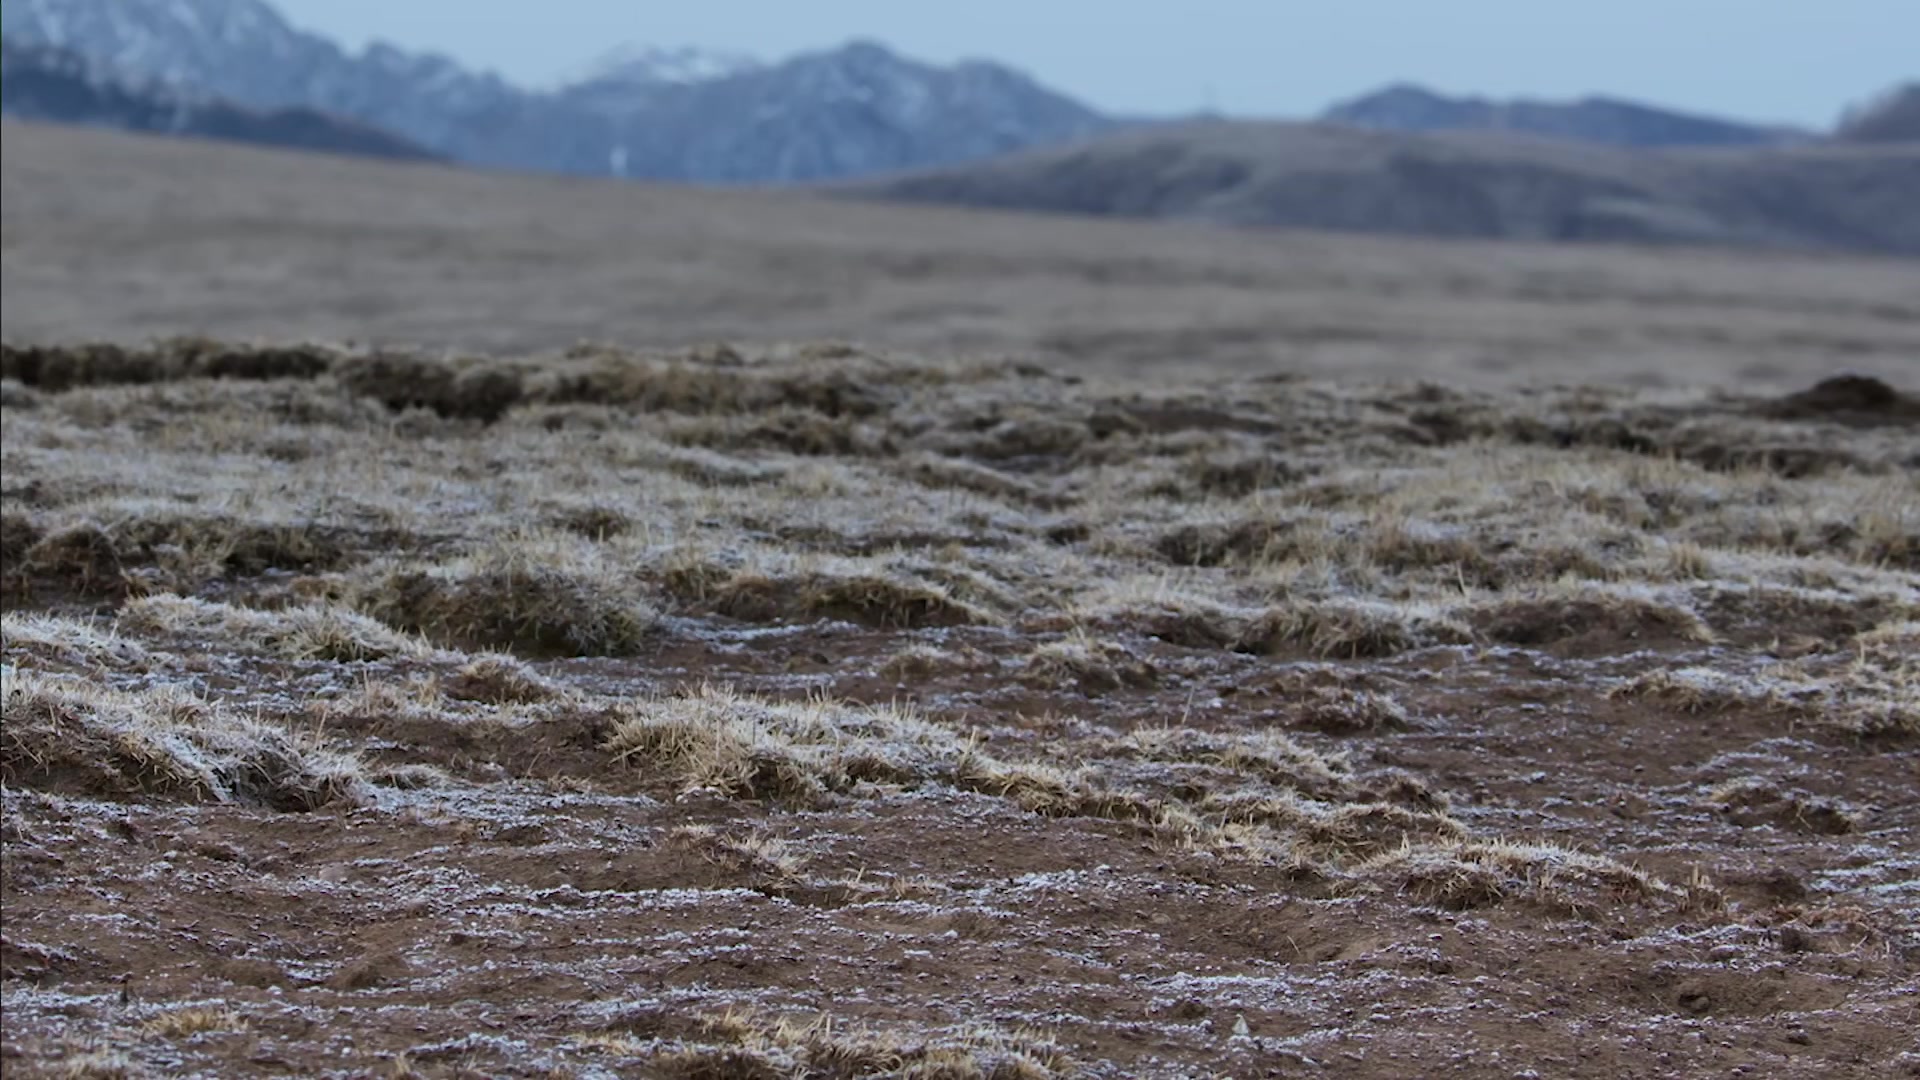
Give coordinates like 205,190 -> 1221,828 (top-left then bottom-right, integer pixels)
3,0 -> 1116,181
0,37 -> 436,160
566,44 -> 763,89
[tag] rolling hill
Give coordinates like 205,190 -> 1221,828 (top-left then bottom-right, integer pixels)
851,120 -> 1920,254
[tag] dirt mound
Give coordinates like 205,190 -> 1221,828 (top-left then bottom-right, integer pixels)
1759,374 -> 1920,426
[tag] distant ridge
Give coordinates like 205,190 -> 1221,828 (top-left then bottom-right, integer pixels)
1838,84 -> 1920,143
1322,84 -> 1805,148
851,120 -> 1920,255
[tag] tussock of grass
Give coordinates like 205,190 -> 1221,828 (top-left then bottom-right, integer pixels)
604,685 -> 971,800
0,339 -> 337,391
2,612 -> 153,672
1288,686 -> 1414,733
672,551 -> 999,629
1019,634 -> 1155,694
1,667 -> 366,809
52,1047 -> 139,1079
1127,726 -> 1349,799
1465,582 -> 1712,649
118,594 -> 428,662
1062,578 -> 1243,648
876,643 -> 996,680
1237,597 -> 1470,658
13,523 -> 126,599
1611,659 -> 1914,737
1610,667 -> 1804,715
658,1010 -> 1073,1080
442,652 -> 564,704
1706,778 -> 1857,835
1358,839 -> 1673,912
141,1006 -> 247,1037
668,824 -> 810,888
354,535 -> 658,656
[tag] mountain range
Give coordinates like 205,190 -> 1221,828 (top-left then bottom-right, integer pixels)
2,0 -> 1913,255
0,38 -> 436,161
0,0 -> 1113,181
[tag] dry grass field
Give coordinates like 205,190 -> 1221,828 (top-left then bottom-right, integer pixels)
1,123 -> 1917,1078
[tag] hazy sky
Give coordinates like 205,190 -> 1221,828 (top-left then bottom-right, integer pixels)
274,0 -> 1911,127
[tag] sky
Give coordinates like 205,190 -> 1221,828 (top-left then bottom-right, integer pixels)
273,0 -> 1913,128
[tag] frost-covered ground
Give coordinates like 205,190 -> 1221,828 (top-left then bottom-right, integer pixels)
1,341 -> 1914,1077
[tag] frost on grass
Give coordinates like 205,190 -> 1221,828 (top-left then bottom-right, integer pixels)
2,612 -> 153,673
1237,597 -> 1471,659
1020,634 -> 1156,694
604,684 -> 977,799
1463,582 -> 1712,650
663,547 -> 1002,629
1356,839 -> 1681,913
650,1010 -> 1074,1080
352,533 -> 658,656
1612,655 -> 1917,738
0,667 -> 366,809
117,594 -> 431,662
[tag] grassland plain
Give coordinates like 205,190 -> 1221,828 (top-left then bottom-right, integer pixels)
0,337 -> 1915,1078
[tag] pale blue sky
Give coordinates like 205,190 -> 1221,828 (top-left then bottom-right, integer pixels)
275,0 -> 1909,127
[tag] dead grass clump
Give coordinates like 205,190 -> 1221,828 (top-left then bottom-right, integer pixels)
118,594 -> 428,662
442,652 -> 564,704
154,337 -> 338,382
1295,802 -> 1470,859
1609,667 -> 1807,715
876,643 -> 997,680
354,538 -> 657,656
1128,726 -> 1350,800
660,1011 -> 1072,1080
1697,583 -> 1897,643
1,667 -> 366,810
604,685 -> 968,800
1154,517 -> 1312,568
112,515 -> 366,576
1359,839 -> 1671,912
1066,580 -> 1243,649
1856,619 -> 1920,659
1289,686 -> 1414,734
0,341 -> 167,390
703,558 -> 995,629
901,453 -> 1057,507
14,523 -> 126,599
0,339 -> 339,391
668,825 -> 810,891
1465,584 -> 1711,650
1706,778 -> 1857,835
1020,635 -> 1156,694
534,350 -> 900,418
1365,517 -> 1496,580
1237,598 -> 1469,659
52,1047 -> 140,1079
661,407 -> 887,458
546,503 -> 633,540
957,758 -> 1173,824
334,351 -> 527,422
2,612 -> 153,672
141,1006 -> 247,1037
